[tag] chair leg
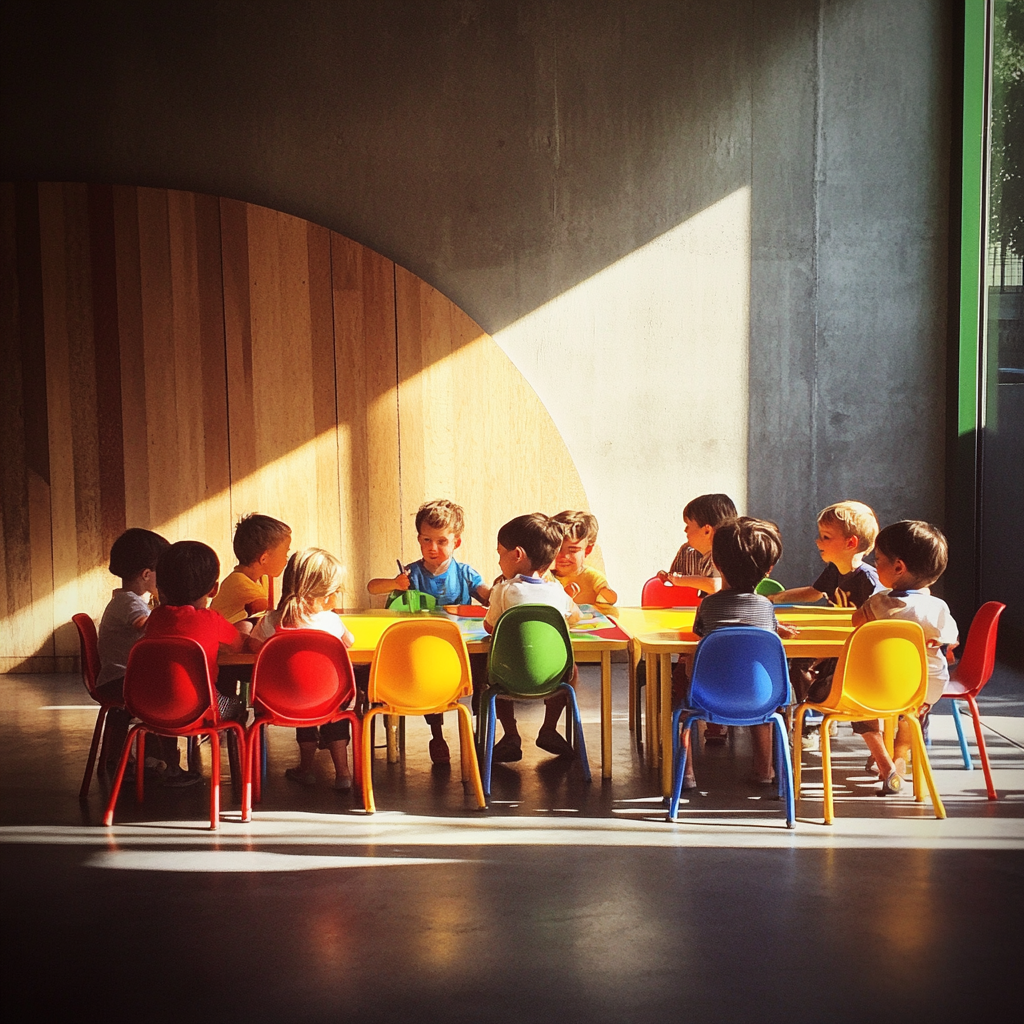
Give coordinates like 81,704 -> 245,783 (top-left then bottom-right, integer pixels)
348,714 -> 363,798
233,724 -> 251,823
906,715 -> 945,819
772,712 -> 795,828
208,730 -> 220,830
103,724 -> 142,826
361,709 -> 378,814
455,702 -> 486,809
251,725 -> 262,804
792,704 -> 808,797
949,698 -> 973,769
135,731 -> 146,804
820,715 -> 834,825
967,696 -> 998,800
481,692 -> 497,796
562,683 -> 591,782
80,706 -> 108,800
667,712 -> 694,822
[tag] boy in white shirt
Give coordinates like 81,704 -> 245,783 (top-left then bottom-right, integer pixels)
484,513 -> 581,762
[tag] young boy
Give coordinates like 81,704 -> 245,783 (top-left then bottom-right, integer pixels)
684,517 -> 798,787
659,493 -> 738,596
850,520 -> 958,795
95,528 -> 170,773
211,514 -> 292,629
484,513 -> 582,762
367,499 -> 490,764
551,510 -> 618,605
146,541 -> 246,739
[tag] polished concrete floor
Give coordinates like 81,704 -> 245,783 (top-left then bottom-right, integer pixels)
2,662 -> 1022,1023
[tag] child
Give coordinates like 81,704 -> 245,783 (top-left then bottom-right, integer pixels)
684,517 -> 798,787
211,514 -> 292,630
659,493 -> 738,596
367,499 -> 490,765
95,528 -> 170,774
770,501 -> 885,746
250,548 -> 360,791
551,510 -> 618,605
483,513 -> 582,762
146,541 -> 246,735
850,520 -> 958,795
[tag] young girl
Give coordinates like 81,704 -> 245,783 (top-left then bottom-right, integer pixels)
249,547 -> 357,790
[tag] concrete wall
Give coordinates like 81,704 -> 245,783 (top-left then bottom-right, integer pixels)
1,0 -> 953,600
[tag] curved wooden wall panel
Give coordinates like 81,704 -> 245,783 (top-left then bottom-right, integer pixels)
0,183 -> 590,671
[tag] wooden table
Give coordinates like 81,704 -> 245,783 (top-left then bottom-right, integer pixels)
223,606 -> 629,780
613,605 -> 855,795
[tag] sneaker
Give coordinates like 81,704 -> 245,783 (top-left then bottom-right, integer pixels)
333,774 -> 352,791
161,767 -> 202,788
682,773 -> 697,790
878,770 -> 902,796
285,767 -> 317,786
429,737 -> 451,764
536,726 -> 574,758
801,730 -> 820,751
492,734 -> 523,763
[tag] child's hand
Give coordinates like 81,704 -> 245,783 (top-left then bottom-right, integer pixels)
777,623 -> 800,638
657,570 -> 670,583
564,581 -> 581,600
393,571 -> 411,592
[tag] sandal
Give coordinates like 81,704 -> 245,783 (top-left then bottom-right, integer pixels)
492,734 -> 523,763
429,737 -> 451,764
285,767 -> 316,786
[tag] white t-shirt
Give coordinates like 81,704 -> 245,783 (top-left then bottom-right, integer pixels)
861,590 -> 958,705
251,609 -> 349,645
97,590 -> 153,687
483,575 -> 576,632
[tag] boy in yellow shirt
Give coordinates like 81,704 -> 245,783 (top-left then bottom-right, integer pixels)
551,511 -> 618,605
211,513 -> 292,631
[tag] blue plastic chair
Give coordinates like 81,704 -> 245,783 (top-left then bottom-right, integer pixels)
667,627 -> 794,826
478,604 -> 591,795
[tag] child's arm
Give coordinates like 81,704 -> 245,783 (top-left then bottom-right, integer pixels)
596,584 -> 617,604
244,596 -> 270,615
367,571 -> 410,596
770,585 -> 825,605
473,582 -> 491,605
660,571 -> 721,595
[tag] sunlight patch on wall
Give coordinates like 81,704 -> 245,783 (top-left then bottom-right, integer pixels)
492,187 -> 751,603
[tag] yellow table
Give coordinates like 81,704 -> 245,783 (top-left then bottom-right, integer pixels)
613,606 -> 855,795
224,607 -> 629,780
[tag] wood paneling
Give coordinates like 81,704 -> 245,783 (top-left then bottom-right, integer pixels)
1,183 -> 592,670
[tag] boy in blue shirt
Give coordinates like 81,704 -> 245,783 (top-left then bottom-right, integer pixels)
368,499 -> 490,763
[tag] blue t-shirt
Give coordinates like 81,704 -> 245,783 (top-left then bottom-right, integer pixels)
812,562 -> 882,608
405,558 -> 484,605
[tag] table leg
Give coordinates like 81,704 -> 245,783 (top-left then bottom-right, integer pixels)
645,652 -> 658,766
601,650 -> 612,779
627,641 -> 636,733
660,653 -> 673,796
386,714 -> 399,763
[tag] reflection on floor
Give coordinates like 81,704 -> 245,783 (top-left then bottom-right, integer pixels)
2,662 -> 1022,1023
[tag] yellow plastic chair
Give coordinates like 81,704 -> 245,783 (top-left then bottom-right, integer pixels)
360,618 -> 486,814
792,619 -> 945,824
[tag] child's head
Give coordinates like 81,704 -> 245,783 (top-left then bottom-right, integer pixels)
711,517 -> 783,593
233,514 -> 292,575
414,499 -> 465,573
816,500 -> 879,561
108,528 -> 169,586
156,541 -> 221,607
278,547 -> 345,628
682,493 -> 737,554
873,521 -> 948,588
496,513 -> 563,578
551,510 -> 599,578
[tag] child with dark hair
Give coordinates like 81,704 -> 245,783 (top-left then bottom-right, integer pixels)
211,513 -> 292,629
660,493 -> 738,596
95,528 -> 170,773
483,514 -> 582,762
146,541 -> 246,727
850,520 -> 958,795
681,517 -> 798,787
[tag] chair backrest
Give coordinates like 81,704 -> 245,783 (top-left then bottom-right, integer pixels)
386,589 -> 437,612
123,636 -> 215,732
72,613 -> 101,697
953,602 -> 1006,697
688,627 -> 789,724
251,629 -> 357,721
823,619 -> 928,715
754,577 -> 785,597
488,604 -> 574,699
641,576 -> 701,608
368,618 -> 471,712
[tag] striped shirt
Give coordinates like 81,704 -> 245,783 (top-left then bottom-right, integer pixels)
693,590 -> 779,636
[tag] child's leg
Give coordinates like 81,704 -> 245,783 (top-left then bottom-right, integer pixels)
320,720 -> 351,784
751,723 -> 774,781
495,698 -> 519,740
424,713 -> 450,763
539,665 -> 577,733
287,726 -> 319,783
854,720 -> 901,791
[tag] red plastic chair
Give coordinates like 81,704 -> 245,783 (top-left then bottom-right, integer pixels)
103,637 -> 250,829
939,601 -> 1005,800
641,576 -> 702,608
247,629 -> 362,804
73,613 -> 121,800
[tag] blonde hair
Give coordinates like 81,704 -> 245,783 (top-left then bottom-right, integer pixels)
277,548 -> 344,628
817,501 -> 879,554
552,510 -> 599,546
415,499 -> 465,537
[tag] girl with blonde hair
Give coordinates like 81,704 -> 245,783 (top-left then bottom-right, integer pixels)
250,548 -> 358,790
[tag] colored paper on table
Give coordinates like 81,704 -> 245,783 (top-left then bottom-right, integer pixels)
444,604 -> 486,618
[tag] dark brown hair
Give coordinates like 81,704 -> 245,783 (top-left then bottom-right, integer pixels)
108,528 -> 169,582
233,513 -> 291,565
552,510 -> 599,546
874,521 -> 948,587
497,514 -> 564,572
683,493 -> 738,529
711,517 -> 783,593
156,541 -> 221,606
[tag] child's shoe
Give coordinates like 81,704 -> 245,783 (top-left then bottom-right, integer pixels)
333,774 -> 352,791
285,767 -> 316,786
492,734 -> 523,762
161,766 -> 202,788
801,728 -> 820,751
429,737 -> 451,764
877,770 -> 902,796
536,727 -> 574,758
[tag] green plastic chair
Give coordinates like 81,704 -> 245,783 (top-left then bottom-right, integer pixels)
754,576 -> 785,597
478,604 -> 590,794
386,589 -> 437,612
